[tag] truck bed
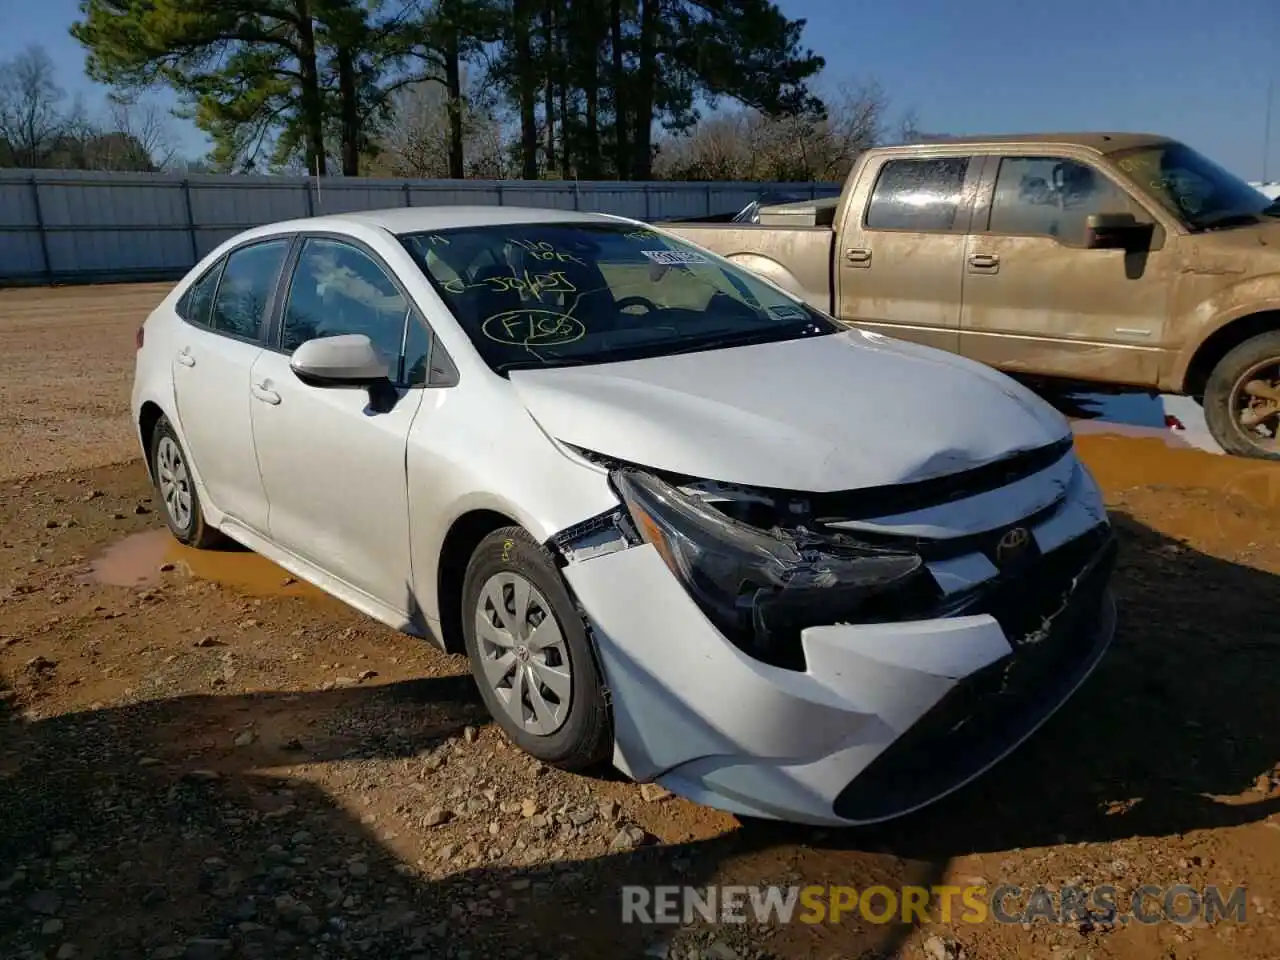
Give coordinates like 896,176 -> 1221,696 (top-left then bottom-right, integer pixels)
656,222 -> 836,313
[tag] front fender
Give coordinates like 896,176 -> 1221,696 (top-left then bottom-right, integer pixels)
405,396 -> 619,628
1167,274 -> 1280,391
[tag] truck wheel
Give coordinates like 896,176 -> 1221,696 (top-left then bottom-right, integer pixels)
1203,331 -> 1280,460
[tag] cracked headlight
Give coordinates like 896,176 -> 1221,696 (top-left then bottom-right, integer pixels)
612,470 -> 940,670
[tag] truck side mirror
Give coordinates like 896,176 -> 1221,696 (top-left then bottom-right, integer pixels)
1084,212 -> 1154,251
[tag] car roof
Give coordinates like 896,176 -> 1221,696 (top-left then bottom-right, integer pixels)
882,132 -> 1172,154
258,205 -> 633,238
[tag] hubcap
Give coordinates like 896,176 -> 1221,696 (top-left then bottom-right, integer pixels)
474,572 -> 572,736
156,435 -> 193,530
1230,359 -> 1280,453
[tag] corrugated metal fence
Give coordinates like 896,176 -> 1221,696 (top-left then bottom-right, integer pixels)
0,169 -> 841,285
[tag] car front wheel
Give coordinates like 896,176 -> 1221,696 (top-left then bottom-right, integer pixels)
461,527 -> 612,771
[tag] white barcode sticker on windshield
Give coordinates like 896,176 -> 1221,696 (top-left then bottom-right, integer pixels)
768,304 -> 808,321
640,249 -> 708,265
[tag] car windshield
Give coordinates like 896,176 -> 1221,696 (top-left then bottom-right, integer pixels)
399,222 -> 837,374
1110,141 -> 1280,231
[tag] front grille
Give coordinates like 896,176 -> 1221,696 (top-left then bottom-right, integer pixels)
831,527 -> 1116,823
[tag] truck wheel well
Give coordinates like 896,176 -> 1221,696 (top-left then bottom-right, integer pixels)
1184,311 -> 1280,399
436,509 -> 520,654
138,402 -> 165,481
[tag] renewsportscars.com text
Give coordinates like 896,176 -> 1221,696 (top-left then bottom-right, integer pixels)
621,883 -> 1249,927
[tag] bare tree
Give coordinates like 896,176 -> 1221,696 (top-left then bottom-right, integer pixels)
894,108 -> 959,145
99,94 -> 178,170
375,81 -> 452,178
0,45 -> 70,167
369,73 -> 516,179
895,107 -> 921,145
0,45 -> 174,171
654,80 -> 889,183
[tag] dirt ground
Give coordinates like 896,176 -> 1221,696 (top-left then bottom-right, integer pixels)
2,283 -> 1280,960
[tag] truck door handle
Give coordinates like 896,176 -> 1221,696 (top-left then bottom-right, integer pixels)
251,380 -> 281,405
176,348 -> 195,368
968,253 -> 1000,271
844,247 -> 872,265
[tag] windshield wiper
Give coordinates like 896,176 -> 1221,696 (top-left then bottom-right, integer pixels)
662,326 -> 828,357
1194,212 -> 1263,231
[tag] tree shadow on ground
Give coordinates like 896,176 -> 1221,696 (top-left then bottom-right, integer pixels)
0,670 -> 938,959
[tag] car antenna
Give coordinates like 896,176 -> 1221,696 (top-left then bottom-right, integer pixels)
1265,73 -> 1274,184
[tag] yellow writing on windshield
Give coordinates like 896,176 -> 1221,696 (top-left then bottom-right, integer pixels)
441,270 -> 578,300
481,309 -> 586,347
508,239 -> 586,266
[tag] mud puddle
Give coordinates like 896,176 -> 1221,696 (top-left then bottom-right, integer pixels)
1075,433 -> 1280,506
1074,433 -> 1280,551
86,527 -> 328,601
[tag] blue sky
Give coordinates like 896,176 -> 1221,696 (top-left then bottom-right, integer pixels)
2,0 -> 1277,180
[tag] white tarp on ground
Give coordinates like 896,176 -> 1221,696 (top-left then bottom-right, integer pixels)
1250,181 -> 1280,199
1058,390 -> 1224,454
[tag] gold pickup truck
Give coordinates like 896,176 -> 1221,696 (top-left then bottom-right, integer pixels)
660,133 -> 1280,460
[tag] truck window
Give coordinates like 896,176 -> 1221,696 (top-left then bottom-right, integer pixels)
865,157 -> 971,232
986,157 -> 1137,246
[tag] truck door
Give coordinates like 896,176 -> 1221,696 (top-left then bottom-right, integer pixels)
835,154 -> 981,355
958,153 -> 1173,386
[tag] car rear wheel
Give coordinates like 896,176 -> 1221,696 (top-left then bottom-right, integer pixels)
1204,331 -> 1280,460
150,417 -> 224,549
461,527 -> 612,771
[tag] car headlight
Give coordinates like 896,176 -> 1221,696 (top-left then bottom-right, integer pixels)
611,470 -> 941,670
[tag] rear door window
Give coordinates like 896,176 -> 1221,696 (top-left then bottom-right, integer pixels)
210,239 -> 290,341
865,157 -> 973,232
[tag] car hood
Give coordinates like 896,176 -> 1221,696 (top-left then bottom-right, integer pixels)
508,329 -> 1070,492
1189,219 -> 1280,260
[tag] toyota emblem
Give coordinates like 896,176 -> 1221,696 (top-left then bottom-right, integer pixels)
996,526 -> 1031,565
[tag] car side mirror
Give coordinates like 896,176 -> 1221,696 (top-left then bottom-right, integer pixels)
290,334 -> 391,387
1084,212 -> 1154,251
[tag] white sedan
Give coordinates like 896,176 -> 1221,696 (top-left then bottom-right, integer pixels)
131,206 -> 1116,826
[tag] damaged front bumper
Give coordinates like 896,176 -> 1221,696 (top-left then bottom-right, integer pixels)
554,449 -> 1118,827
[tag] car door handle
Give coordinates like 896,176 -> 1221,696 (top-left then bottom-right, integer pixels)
844,247 -> 872,266
968,253 -> 1000,271
251,381 -> 281,405
176,349 -> 196,367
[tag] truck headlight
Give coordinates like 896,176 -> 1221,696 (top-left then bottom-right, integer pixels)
611,470 -> 941,669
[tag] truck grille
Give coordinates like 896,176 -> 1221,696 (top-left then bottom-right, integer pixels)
831,526 -> 1116,823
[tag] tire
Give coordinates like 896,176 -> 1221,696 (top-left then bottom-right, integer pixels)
1203,330 -> 1280,461
461,526 -> 612,771
149,416 -> 224,548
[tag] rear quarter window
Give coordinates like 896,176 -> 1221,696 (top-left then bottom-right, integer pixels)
176,261 -> 224,327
